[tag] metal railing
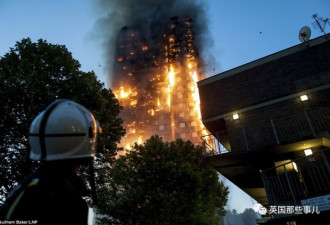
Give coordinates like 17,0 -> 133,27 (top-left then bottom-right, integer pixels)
201,108 -> 330,155
260,148 -> 330,206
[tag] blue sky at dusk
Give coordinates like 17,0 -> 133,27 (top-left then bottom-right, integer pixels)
1,0 -> 329,85
1,0 -> 329,213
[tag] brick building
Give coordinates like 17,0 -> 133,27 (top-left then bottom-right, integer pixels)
198,34 -> 330,224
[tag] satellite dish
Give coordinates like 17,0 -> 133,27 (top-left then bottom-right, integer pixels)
299,26 -> 311,42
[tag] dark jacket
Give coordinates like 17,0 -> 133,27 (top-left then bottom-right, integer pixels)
0,166 -> 89,225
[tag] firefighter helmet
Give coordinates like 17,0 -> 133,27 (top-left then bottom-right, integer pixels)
29,99 -> 99,161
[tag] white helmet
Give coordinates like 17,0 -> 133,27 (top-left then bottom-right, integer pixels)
29,99 -> 99,161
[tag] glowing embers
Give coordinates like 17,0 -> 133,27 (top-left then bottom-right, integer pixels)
126,121 -> 136,132
148,109 -> 155,116
130,99 -> 137,106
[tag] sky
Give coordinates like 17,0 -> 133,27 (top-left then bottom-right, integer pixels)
1,0 -> 329,214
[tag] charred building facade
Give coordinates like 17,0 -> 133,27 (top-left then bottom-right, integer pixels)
112,16 -> 208,150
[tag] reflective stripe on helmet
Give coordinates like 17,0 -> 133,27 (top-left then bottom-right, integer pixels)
38,99 -> 70,160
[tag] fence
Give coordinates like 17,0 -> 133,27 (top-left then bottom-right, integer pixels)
260,148 -> 330,205
201,108 -> 330,156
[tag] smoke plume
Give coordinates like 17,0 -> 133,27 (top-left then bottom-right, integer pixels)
93,0 -> 212,86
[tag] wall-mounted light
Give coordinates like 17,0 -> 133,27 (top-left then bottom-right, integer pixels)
304,149 -> 313,156
300,94 -> 308,101
233,114 -> 239,120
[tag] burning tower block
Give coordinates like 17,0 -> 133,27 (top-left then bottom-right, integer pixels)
112,16 -> 209,150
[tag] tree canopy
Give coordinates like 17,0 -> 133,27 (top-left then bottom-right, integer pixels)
0,39 -> 229,225
224,208 -> 259,225
97,136 -> 229,225
0,38 -> 125,203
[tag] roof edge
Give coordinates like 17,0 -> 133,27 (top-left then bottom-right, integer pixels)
198,34 -> 330,87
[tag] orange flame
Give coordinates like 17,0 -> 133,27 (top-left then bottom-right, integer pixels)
117,22 -> 211,155
114,86 -> 138,100
167,64 -> 175,107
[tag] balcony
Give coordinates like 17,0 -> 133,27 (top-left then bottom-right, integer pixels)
261,148 -> 330,206
201,108 -> 330,156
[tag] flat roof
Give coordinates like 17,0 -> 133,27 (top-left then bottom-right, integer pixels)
198,34 -> 330,87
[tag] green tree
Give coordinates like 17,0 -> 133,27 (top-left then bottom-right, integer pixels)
224,209 -> 258,225
0,38 -> 125,203
98,136 -> 229,225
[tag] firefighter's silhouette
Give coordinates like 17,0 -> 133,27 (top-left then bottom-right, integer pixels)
0,99 -> 101,225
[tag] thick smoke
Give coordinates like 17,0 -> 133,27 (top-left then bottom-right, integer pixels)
93,0 -> 213,86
